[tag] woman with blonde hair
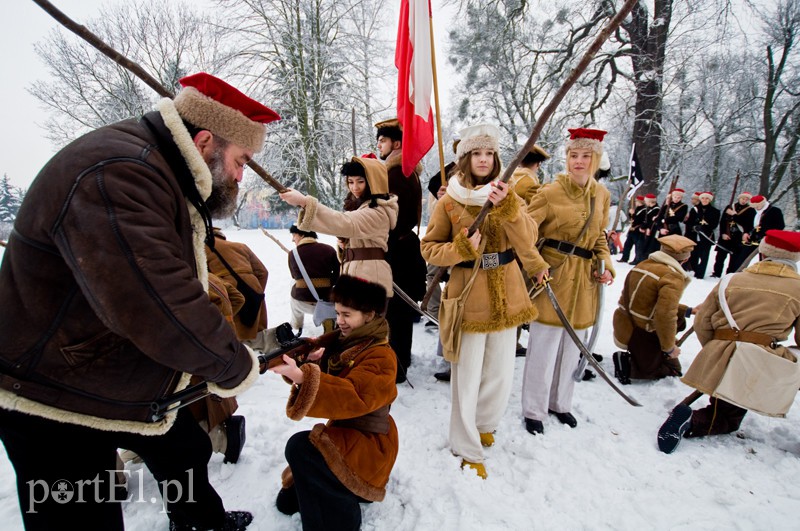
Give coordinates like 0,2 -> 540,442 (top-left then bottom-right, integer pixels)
421,124 -> 544,479
522,128 -> 615,435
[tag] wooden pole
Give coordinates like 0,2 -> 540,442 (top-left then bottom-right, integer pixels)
32,0 -> 289,194
260,228 -> 291,254
429,13 -> 447,185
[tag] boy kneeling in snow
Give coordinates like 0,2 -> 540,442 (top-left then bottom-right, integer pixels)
271,275 -> 398,529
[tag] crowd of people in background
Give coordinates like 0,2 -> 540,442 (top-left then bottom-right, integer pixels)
0,72 -> 798,531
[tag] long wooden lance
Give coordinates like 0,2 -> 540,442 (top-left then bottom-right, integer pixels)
421,0 -> 640,310
31,0 -> 289,194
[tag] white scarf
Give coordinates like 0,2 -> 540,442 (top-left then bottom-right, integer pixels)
446,175 -> 497,206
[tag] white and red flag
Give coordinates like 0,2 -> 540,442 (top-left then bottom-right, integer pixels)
396,0 -> 434,177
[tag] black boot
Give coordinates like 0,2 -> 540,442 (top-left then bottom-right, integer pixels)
223,415 -> 246,464
275,484 -> 300,515
549,410 -> 577,428
657,404 -> 693,454
613,351 -> 632,385
169,511 -> 253,531
434,368 -> 451,382
525,418 -> 544,435
582,369 -> 596,381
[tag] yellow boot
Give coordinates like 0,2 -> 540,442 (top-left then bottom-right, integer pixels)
479,432 -> 495,447
461,459 -> 487,479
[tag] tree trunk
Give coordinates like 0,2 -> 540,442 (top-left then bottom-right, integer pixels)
624,0 -> 673,195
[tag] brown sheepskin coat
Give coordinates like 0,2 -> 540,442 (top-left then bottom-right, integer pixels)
205,228 -> 269,340
682,260 -> 800,394
527,174 -> 615,329
420,177 -> 541,341
285,323 -> 398,501
509,167 -> 541,205
612,251 -> 691,352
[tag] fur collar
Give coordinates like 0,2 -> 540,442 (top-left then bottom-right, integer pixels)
157,97 -> 212,291
556,173 -> 597,200
746,259 -> 800,278
649,251 -> 692,285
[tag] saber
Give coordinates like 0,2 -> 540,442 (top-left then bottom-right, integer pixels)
572,260 -> 605,382
697,231 -> 732,254
541,277 -> 642,406
392,282 -> 439,325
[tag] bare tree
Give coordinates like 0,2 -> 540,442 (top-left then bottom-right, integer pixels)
29,1 -> 227,147
217,0 -> 393,206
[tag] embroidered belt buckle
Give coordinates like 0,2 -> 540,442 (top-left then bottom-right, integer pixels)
481,252 -> 500,269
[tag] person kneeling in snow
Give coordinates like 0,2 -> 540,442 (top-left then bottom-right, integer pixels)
271,275 -> 398,530
657,230 -> 800,454
611,235 -> 697,383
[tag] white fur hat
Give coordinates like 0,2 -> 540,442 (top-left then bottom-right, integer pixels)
456,123 -> 500,159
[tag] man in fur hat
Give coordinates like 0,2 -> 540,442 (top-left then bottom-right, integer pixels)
658,230 -> 800,454
375,118 -> 427,383
633,193 -> 660,265
612,235 -> 697,383
0,73 -> 276,530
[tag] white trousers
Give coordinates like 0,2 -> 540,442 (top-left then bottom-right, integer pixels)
449,328 -> 516,463
289,297 -> 316,329
521,322 -> 587,421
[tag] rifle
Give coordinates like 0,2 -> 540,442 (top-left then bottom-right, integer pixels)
721,170 -> 740,239
420,0 -> 640,312
148,328 -> 340,422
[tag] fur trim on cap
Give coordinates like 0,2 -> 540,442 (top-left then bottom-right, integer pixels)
332,275 -> 387,314
566,127 -> 606,154
174,86 -> 267,152
699,192 -> 714,200
456,123 -> 500,159
759,240 -> 800,262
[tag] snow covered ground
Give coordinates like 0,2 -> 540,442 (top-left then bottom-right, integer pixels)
2,228 -> 799,530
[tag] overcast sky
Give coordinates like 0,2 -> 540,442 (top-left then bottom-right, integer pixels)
1,0 -> 110,189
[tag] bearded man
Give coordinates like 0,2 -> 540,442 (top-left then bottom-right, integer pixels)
0,73 -> 276,531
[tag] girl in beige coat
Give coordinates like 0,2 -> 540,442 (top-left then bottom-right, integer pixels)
522,128 -> 615,435
421,124 -> 542,479
279,156 -> 398,298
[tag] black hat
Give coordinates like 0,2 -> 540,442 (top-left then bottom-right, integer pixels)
331,275 -> 387,314
290,224 -> 318,239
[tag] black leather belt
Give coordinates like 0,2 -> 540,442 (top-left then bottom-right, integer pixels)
542,238 -> 593,260
456,249 -> 515,269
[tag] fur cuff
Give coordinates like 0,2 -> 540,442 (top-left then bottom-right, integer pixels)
286,363 -> 321,420
297,196 -> 319,232
453,231 -> 481,261
207,345 -> 260,398
488,191 -> 520,223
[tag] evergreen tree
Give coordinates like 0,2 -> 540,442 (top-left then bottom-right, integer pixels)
0,174 -> 23,222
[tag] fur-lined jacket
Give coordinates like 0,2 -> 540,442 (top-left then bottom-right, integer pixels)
682,260 -> 800,395
296,196 -> 398,297
527,174 -> 615,329
284,318 -> 398,502
509,167 -> 541,205
206,228 -> 268,340
0,100 -> 259,435
420,174 -> 541,340
612,251 -> 691,352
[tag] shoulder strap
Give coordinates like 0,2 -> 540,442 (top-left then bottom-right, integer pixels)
292,247 -> 322,302
717,274 -> 738,330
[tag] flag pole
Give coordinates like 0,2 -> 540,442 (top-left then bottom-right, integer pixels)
429,8 -> 447,184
